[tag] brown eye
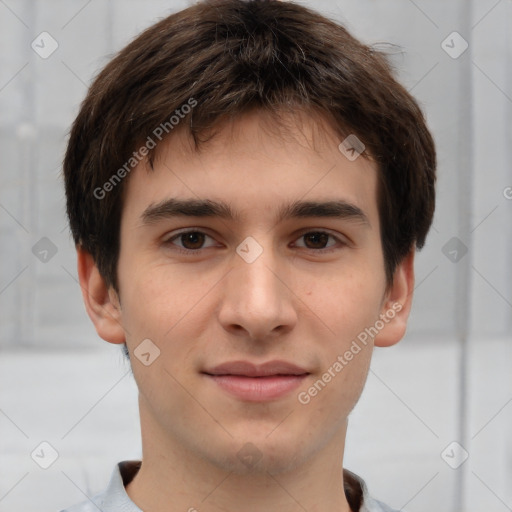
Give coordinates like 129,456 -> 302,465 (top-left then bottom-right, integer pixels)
302,232 -> 330,249
164,230 -> 217,252
179,231 -> 205,250
294,231 -> 342,252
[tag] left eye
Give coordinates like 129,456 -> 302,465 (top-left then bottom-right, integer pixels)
294,231 -> 340,251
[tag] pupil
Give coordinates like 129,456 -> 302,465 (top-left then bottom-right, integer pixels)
305,233 -> 328,248
183,232 -> 204,249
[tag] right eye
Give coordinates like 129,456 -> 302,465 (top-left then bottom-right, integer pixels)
162,229 -> 219,253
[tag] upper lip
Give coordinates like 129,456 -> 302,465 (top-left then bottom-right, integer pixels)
203,360 -> 310,377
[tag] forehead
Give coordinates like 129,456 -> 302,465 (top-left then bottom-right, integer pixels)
121,109 -> 379,229
155,108 -> 368,166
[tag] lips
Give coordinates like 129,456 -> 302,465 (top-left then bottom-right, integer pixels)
203,360 -> 310,377
202,360 -> 310,402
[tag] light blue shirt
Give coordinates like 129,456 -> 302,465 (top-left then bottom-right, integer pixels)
60,460 -> 403,512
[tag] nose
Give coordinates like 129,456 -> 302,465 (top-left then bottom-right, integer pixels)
217,240 -> 298,342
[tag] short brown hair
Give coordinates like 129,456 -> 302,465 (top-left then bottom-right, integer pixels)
63,0 -> 436,293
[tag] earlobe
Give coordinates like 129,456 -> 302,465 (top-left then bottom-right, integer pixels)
374,248 -> 415,348
76,247 -> 126,345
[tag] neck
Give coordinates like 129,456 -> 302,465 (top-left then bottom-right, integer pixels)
126,396 -> 354,512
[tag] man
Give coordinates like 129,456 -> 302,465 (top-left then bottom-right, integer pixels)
61,0 -> 436,510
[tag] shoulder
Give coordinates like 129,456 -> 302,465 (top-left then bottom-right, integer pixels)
363,497 -> 404,512
344,468 -> 404,512
59,493 -> 106,512
59,460 -> 142,512
59,489 -> 138,512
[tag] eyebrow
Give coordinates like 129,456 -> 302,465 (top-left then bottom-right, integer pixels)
140,198 -> 371,228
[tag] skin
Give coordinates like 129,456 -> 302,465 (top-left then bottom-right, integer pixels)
78,109 -> 415,512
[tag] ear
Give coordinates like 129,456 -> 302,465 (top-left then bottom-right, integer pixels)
76,246 -> 126,345
373,247 -> 415,348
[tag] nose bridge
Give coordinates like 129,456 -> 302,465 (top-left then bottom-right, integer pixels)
218,234 -> 296,338
234,236 -> 283,309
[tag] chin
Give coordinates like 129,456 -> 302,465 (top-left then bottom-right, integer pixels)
205,433 -> 311,476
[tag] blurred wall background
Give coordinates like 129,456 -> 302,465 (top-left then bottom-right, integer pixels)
0,1 -> 510,511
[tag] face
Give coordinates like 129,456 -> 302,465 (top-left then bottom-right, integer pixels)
83,109 -> 413,475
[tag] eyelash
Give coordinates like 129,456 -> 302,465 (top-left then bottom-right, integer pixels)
162,229 -> 346,255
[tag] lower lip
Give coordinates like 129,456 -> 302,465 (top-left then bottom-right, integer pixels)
205,374 -> 308,402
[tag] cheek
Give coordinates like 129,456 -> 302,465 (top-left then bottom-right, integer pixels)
300,263 -> 385,338
295,264 -> 382,410
120,262 -> 207,336
119,265 -> 212,389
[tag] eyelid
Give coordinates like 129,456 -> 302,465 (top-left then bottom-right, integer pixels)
162,228 -> 218,247
162,227 -> 349,253
292,228 -> 348,251
293,227 -> 348,242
